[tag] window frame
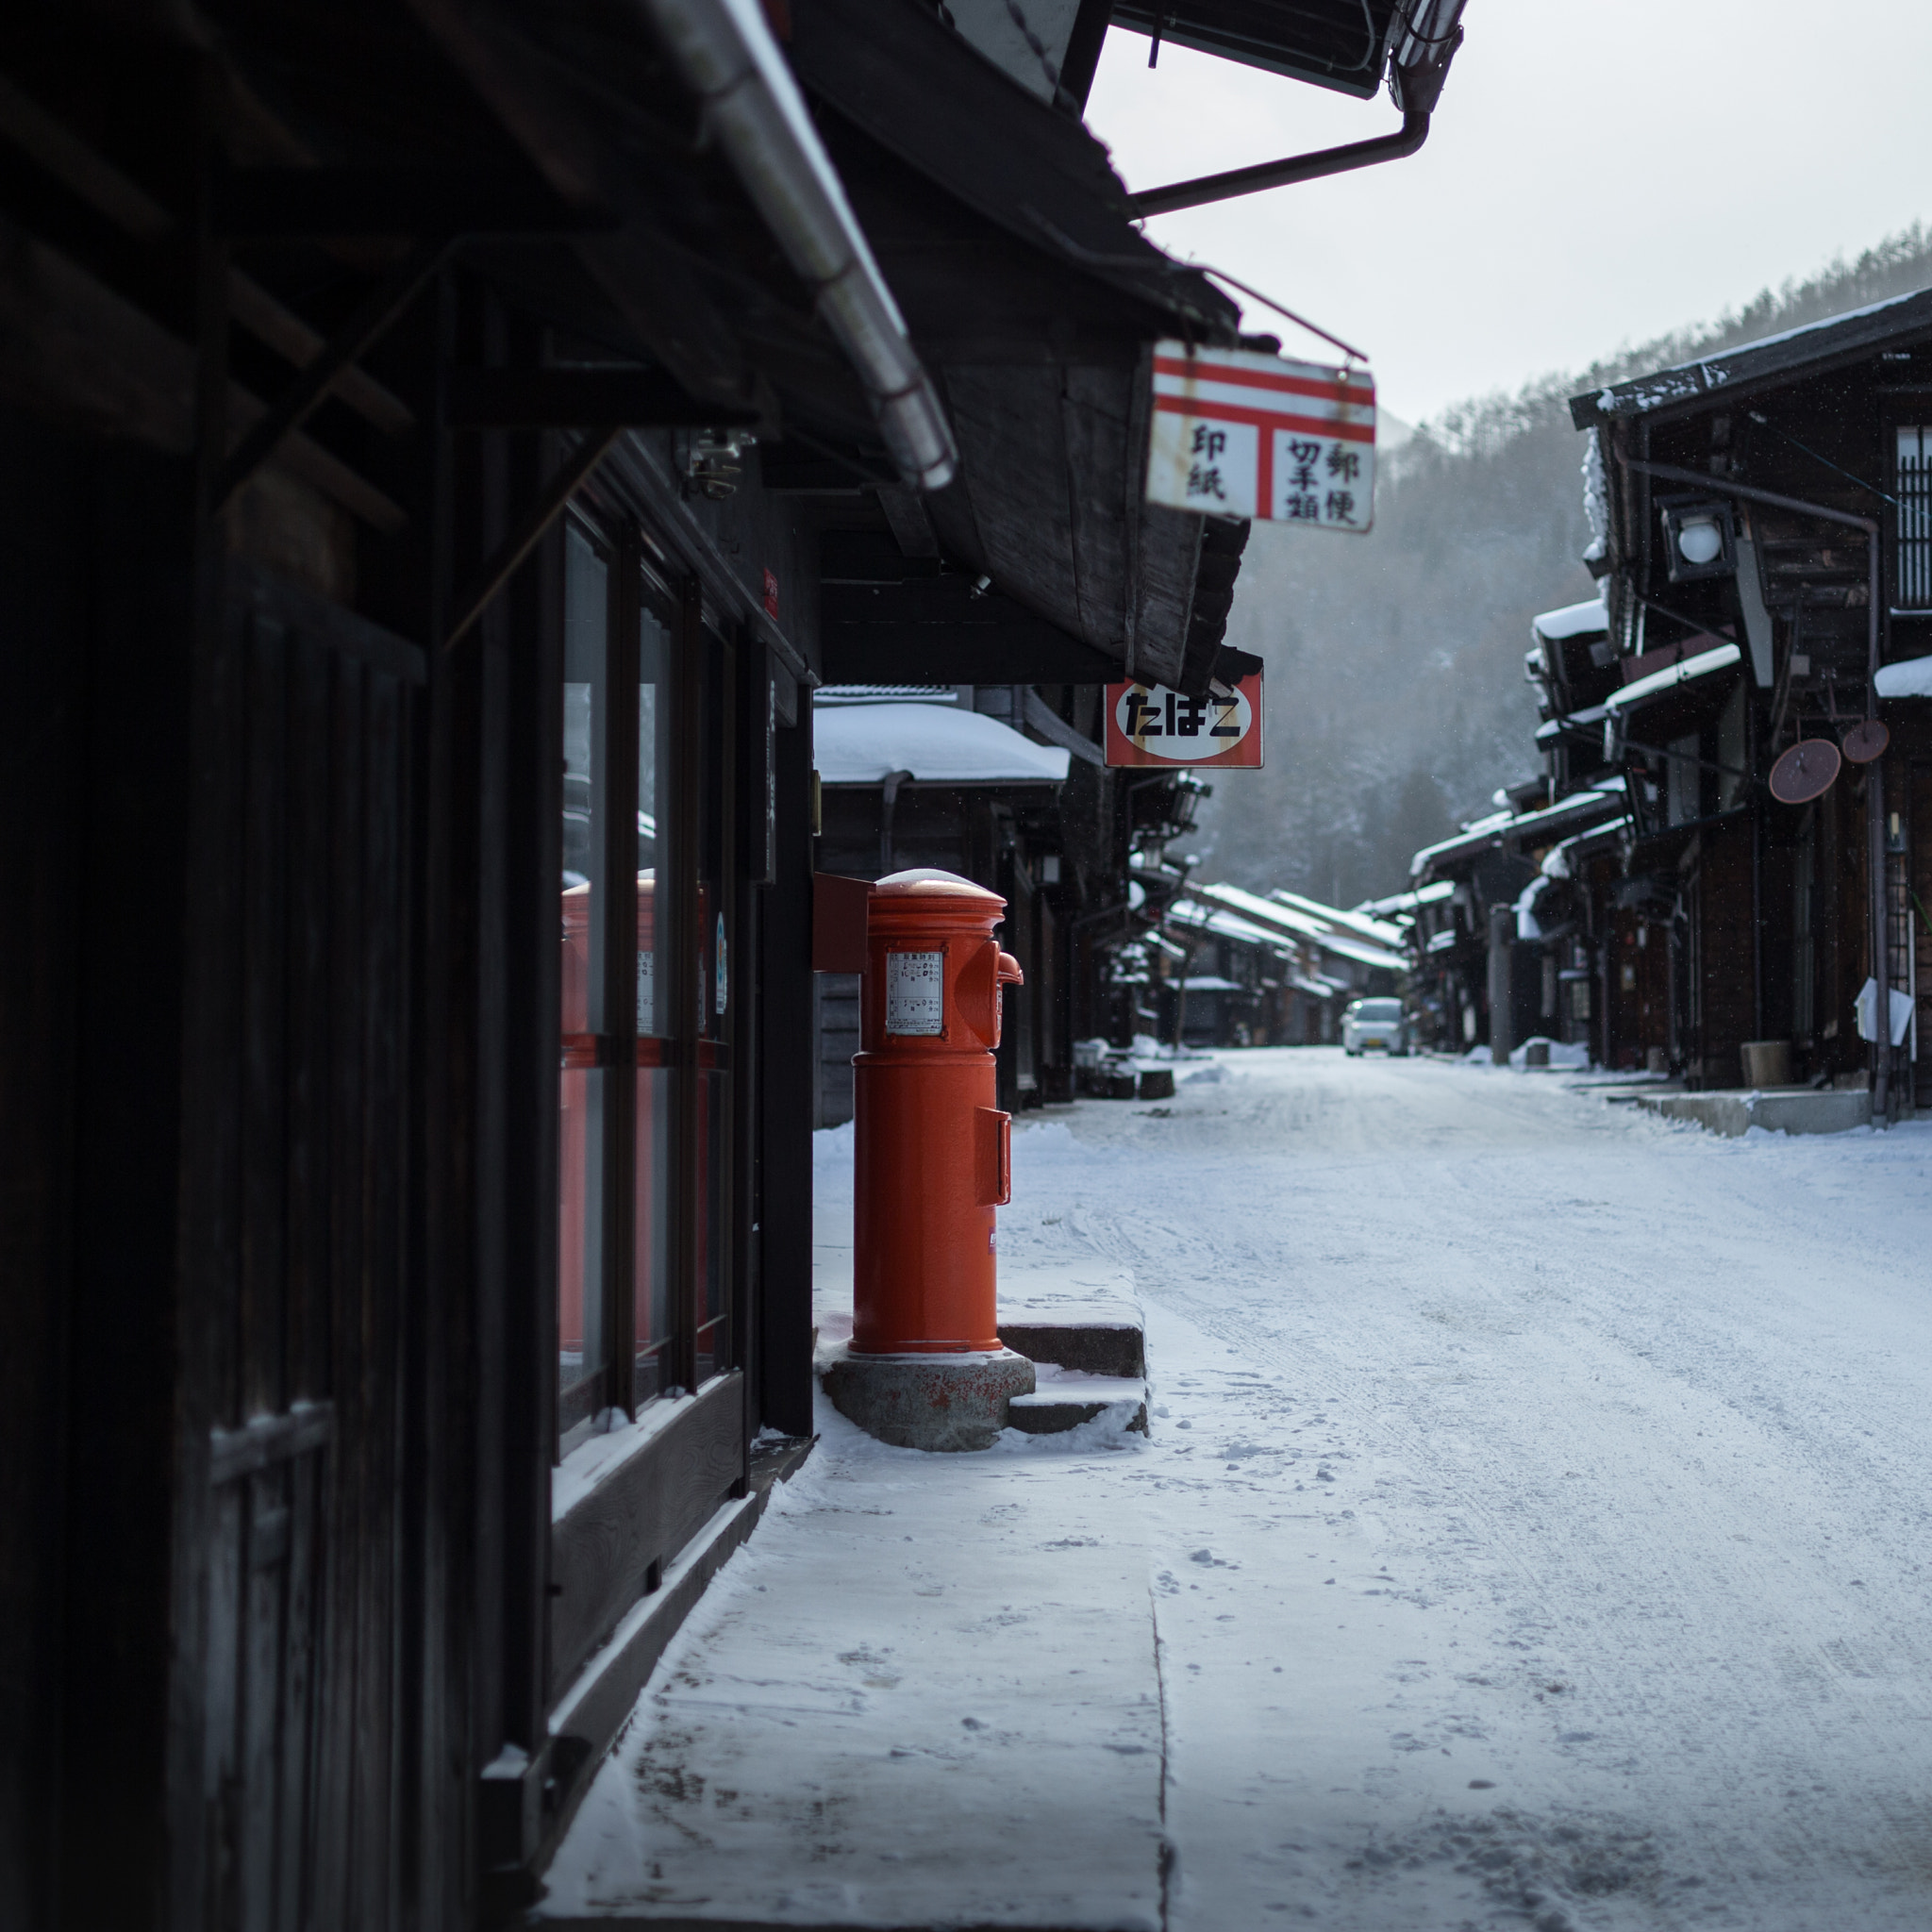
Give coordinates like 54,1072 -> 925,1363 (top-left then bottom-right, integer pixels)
555,508 -> 745,1457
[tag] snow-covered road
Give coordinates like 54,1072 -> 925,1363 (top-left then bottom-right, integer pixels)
547,1049 -> 1932,1932
1008,1049 -> 1932,1931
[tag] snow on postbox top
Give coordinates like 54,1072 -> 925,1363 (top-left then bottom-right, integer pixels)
1146,341 -> 1374,533
872,868 -> 1004,907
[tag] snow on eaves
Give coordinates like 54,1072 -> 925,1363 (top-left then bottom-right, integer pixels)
1264,886 -> 1407,950
1356,880 -> 1455,918
1876,655 -> 1932,700
1190,881 -> 1406,971
813,702 -> 1070,785
1574,283 -> 1932,425
1410,784 -> 1627,879
1532,597 -> 1607,644
1605,642 -> 1740,715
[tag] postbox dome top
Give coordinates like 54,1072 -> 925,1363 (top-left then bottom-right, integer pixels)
873,867 -> 1004,906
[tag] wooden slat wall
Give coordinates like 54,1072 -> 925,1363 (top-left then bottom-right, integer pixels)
180,576 -> 423,1932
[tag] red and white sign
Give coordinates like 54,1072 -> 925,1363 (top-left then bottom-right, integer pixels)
1146,341 -> 1374,533
1104,672 -> 1263,769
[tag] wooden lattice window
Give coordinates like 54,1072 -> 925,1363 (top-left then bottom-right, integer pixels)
1896,426 -> 1932,610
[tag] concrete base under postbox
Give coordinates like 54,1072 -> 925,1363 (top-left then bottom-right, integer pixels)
821,1345 -> 1035,1452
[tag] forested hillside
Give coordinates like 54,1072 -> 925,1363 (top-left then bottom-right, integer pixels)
1201,226 -> 1932,906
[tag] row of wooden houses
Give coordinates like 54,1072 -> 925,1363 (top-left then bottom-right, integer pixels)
1395,289 -> 1932,1114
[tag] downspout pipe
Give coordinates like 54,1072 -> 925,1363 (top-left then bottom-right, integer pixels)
638,0 -> 958,491
1628,457 -> 1890,1121
1130,108 -> 1429,218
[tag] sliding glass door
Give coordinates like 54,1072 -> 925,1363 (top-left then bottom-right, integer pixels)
557,511 -> 741,1444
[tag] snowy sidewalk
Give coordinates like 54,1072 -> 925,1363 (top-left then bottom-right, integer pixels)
545,1051 -> 1932,1932
541,1228 -> 1170,1929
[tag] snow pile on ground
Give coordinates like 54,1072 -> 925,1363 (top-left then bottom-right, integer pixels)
1507,1034 -> 1592,1071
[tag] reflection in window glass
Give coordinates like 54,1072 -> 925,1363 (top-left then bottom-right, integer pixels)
696,1069 -> 729,1384
694,644 -> 730,1379
559,527 -> 608,1419
635,604 -> 673,1402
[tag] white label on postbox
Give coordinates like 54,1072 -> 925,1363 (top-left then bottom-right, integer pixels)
886,951 -> 944,1035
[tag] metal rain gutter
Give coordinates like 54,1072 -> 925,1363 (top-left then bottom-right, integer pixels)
1128,0 -> 1464,217
1131,109 -> 1429,218
637,0 -> 958,491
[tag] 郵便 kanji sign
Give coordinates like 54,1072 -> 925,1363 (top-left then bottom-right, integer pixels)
1104,672 -> 1263,769
1146,341 -> 1374,533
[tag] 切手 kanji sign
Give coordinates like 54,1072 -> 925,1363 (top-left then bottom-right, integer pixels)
1146,341 -> 1374,533
1104,672 -> 1263,769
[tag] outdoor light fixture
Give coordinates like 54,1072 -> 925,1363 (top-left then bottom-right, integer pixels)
1659,498 -> 1738,583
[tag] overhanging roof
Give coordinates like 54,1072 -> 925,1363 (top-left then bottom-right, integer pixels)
1411,785 -> 1627,878
1571,285 -> 1932,430
1605,643 -> 1741,716
1107,0 -> 1404,96
793,0 -> 1249,690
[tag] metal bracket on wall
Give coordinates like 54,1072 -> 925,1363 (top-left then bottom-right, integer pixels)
442,428 -> 623,650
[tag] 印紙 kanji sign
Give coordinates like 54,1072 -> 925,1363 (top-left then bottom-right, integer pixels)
1145,341 -> 1374,533
1104,672 -> 1263,769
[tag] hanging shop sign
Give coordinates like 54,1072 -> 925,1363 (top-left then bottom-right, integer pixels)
1145,341 -> 1374,532
1104,671 -> 1263,768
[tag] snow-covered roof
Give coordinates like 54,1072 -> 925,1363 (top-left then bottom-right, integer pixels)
1181,975 -> 1243,993
1876,655 -> 1932,700
1167,896 -> 1293,956
1356,880 -> 1455,918
1408,808 -> 1514,877
1573,285 -> 1932,427
813,702 -> 1070,785
1266,887 -> 1407,950
1605,642 -> 1741,716
1532,598 -> 1607,644
1535,703 -> 1608,745
1410,784 -> 1626,878
1188,882 -> 1405,971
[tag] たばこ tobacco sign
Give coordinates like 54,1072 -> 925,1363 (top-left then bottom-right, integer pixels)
1104,673 -> 1262,769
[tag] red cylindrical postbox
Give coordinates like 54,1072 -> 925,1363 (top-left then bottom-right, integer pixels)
852,868 -> 1023,1355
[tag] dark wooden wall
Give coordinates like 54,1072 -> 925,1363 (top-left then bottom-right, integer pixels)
0,426 -> 197,1931
166,562 -> 426,1932
1694,818 -> 1756,1088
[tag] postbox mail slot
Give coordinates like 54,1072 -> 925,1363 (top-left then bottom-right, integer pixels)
977,1105 -> 1011,1207
886,950 -> 945,1035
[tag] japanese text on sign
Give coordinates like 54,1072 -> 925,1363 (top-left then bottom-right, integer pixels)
1104,672 -> 1263,769
885,951 -> 945,1035
1145,341 -> 1374,534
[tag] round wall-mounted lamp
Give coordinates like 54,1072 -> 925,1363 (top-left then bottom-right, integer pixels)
1659,497 -> 1738,583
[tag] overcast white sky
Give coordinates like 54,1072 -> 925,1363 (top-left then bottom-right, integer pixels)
1085,0 -> 1932,427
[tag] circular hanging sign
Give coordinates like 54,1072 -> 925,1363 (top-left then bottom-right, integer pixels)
1109,678 -> 1257,765
1842,718 -> 1890,765
1769,738 -> 1841,805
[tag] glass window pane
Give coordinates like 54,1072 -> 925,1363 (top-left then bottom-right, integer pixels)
696,1069 -> 728,1385
560,526 -> 609,1414
635,602 -> 675,1402
693,640 -> 730,1382
698,646 -> 727,1042
634,1068 -> 673,1403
